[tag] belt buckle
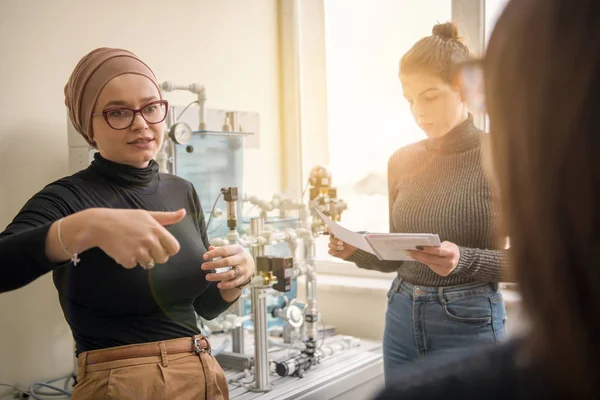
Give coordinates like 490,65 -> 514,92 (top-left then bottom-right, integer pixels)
194,337 -> 211,355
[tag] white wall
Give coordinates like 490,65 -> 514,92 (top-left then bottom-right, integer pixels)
0,0 -> 281,389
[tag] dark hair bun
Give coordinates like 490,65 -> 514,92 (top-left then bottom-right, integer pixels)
432,21 -> 461,41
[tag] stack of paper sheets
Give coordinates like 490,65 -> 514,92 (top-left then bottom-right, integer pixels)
314,208 -> 441,261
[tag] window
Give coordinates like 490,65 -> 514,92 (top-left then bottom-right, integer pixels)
314,0 -> 511,263
315,0 -> 452,260
482,0 -> 510,133
485,0 -> 511,45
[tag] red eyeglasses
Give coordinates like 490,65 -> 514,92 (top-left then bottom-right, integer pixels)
92,100 -> 169,130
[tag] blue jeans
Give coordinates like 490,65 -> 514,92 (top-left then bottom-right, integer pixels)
382,277 -> 507,385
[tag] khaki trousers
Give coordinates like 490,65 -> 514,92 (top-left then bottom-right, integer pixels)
72,336 -> 229,400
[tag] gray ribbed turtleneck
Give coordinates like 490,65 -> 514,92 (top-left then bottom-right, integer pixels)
348,114 -> 508,286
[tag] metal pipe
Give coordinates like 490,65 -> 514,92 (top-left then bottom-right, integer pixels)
227,200 -> 236,223
155,142 -> 169,174
169,139 -> 177,176
198,88 -> 207,131
249,217 -> 265,259
238,236 -> 263,248
166,103 -> 176,127
240,229 -> 296,255
292,260 -> 308,278
248,217 -> 270,392
304,234 -> 319,351
231,300 -> 245,354
250,218 -> 264,241
158,106 -> 177,174
226,111 -> 237,132
159,81 -> 207,131
267,229 -> 298,255
224,187 -> 244,354
249,285 -> 271,392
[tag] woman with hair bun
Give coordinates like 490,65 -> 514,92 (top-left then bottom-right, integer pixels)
328,22 -> 508,384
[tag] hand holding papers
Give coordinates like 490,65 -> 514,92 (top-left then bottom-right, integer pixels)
314,208 -> 441,261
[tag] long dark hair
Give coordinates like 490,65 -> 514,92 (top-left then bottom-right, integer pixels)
485,0 -> 600,396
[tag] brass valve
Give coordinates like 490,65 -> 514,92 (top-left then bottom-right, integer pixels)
260,271 -> 277,286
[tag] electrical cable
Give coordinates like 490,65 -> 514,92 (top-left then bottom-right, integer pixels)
0,383 -> 30,397
318,316 -> 326,350
205,191 -> 224,232
207,220 -> 225,236
28,374 -> 74,399
176,100 -> 199,121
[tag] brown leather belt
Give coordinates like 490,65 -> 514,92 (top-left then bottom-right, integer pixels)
84,335 -> 211,365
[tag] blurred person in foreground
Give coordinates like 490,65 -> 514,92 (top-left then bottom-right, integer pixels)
373,0 -> 600,398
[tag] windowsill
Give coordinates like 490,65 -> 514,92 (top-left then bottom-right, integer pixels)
315,258 -> 397,280
314,258 -> 522,304
316,273 -> 392,296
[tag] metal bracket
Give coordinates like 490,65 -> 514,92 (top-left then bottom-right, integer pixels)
215,351 -> 253,370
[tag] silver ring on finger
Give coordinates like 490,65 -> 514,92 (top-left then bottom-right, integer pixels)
232,265 -> 243,279
143,258 -> 156,269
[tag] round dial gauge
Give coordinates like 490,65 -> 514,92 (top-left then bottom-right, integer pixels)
169,122 -> 192,145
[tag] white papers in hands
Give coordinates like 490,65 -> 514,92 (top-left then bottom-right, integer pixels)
364,233 -> 441,261
314,209 -> 375,254
313,208 -> 441,261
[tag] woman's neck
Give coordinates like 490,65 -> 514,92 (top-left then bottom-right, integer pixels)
426,113 -> 480,154
90,152 -> 158,186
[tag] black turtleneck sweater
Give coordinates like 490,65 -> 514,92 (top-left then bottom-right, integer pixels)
0,153 -> 234,353
348,115 -> 508,286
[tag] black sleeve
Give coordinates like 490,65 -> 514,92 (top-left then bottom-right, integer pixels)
188,184 -> 238,319
193,282 -> 235,320
0,185 -> 73,293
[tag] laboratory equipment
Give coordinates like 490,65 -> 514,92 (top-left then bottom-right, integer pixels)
65,79 -> 384,399
306,165 -> 348,228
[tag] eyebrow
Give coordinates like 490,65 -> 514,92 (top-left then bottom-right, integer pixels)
403,88 -> 439,99
103,96 -> 158,108
418,88 -> 439,97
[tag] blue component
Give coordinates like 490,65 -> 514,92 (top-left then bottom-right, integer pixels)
174,131 -> 301,329
175,132 -> 246,238
241,230 -> 299,330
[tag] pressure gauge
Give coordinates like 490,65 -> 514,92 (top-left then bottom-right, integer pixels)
168,122 -> 192,145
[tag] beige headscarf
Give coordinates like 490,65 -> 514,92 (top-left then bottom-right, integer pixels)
64,47 -> 161,146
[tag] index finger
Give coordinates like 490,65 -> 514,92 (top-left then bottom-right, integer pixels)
203,244 -> 243,260
158,227 -> 181,256
416,245 -> 449,257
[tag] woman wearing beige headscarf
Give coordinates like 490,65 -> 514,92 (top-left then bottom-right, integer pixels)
0,47 -> 253,399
